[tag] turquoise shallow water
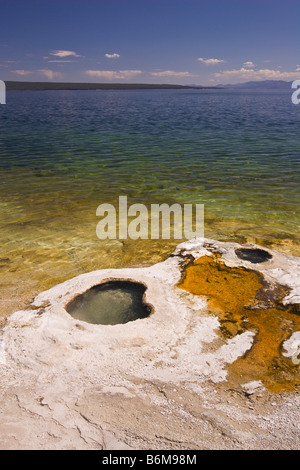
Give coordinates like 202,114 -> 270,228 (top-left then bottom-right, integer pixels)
0,89 -> 299,316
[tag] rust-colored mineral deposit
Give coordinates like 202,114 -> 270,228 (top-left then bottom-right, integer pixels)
178,255 -> 300,392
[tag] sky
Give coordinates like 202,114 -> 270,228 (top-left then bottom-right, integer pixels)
1,0 -> 300,85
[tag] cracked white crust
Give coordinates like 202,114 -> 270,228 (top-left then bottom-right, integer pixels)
0,238 -> 299,450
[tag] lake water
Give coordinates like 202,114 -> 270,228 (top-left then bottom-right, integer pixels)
0,89 -> 299,316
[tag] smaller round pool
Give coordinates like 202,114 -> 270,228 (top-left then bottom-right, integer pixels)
235,247 -> 272,264
66,280 -> 151,325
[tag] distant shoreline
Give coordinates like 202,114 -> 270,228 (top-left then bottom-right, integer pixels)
5,81 -> 220,91
4,79 -> 294,92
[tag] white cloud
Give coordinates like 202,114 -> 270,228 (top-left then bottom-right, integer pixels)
243,61 -> 255,68
13,69 -> 33,75
47,60 -> 75,63
105,53 -> 120,59
197,57 -> 226,65
151,70 -> 192,77
85,70 -> 143,80
13,69 -> 61,80
49,50 -> 81,58
38,69 -> 62,80
215,67 -> 300,82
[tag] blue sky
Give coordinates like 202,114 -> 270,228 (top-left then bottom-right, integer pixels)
1,0 -> 300,85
